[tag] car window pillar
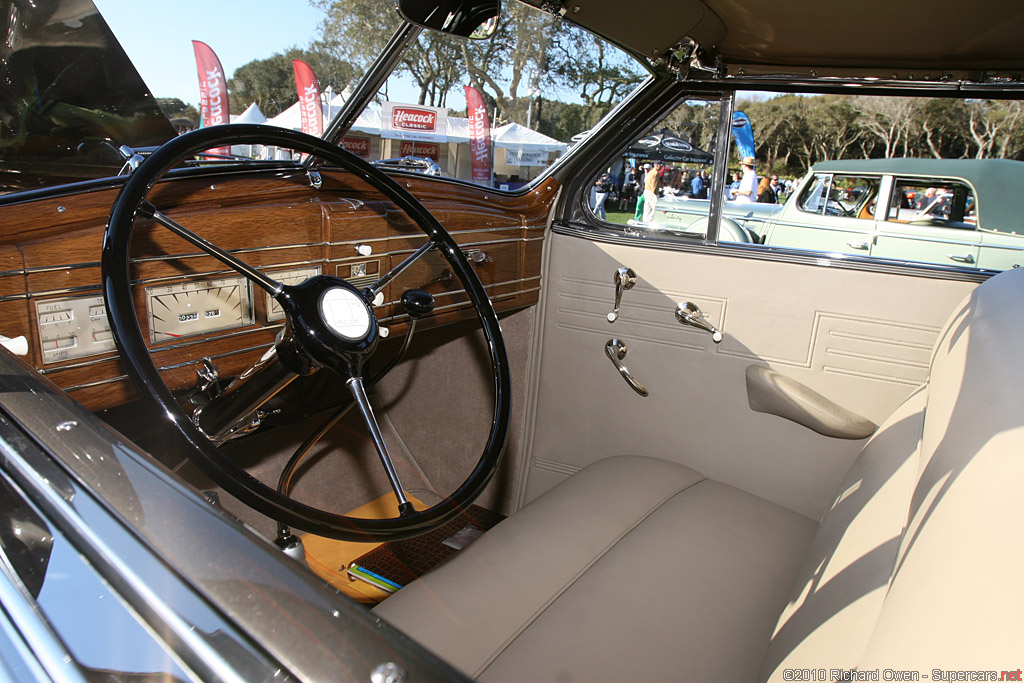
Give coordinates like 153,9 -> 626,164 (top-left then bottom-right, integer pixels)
706,92 -> 735,244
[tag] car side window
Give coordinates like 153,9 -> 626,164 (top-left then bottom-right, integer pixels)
796,175 -> 879,219
591,97 -> 731,241
888,178 -> 976,229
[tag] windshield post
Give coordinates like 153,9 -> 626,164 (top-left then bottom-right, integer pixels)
316,22 -> 424,156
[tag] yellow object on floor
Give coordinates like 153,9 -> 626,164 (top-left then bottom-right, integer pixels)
302,492 -> 425,604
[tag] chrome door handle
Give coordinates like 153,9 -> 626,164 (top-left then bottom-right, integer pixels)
947,253 -> 975,264
846,241 -> 870,250
605,339 -> 649,397
675,302 -> 722,343
607,267 -> 637,322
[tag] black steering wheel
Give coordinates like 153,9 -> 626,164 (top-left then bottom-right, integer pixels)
102,124 -> 511,541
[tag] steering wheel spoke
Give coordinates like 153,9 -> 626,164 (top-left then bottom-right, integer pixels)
142,202 -> 284,296
345,375 -> 415,516
102,123 -> 511,541
365,239 -> 438,299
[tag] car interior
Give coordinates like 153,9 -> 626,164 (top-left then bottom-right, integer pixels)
1,0 -> 1023,680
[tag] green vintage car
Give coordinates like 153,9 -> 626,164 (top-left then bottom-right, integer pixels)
649,158 -> 1024,270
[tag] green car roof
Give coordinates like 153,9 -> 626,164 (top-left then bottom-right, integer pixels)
809,158 -> 1024,234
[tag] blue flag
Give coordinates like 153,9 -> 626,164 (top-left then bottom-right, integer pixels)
731,111 -> 755,160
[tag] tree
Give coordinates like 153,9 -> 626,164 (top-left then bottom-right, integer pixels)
965,100 -> 1024,159
313,0 -> 465,107
852,96 -> 924,158
227,49 -> 358,117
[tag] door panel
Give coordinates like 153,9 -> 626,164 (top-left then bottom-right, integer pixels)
523,232 -> 978,518
872,222 -> 981,266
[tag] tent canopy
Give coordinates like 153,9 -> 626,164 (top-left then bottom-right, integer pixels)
625,129 -> 713,164
232,102 -> 266,124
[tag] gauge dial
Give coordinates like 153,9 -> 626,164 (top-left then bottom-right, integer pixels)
36,295 -> 116,363
146,276 -> 254,343
265,266 -> 320,322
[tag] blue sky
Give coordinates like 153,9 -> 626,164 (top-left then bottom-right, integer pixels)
95,0 -> 323,107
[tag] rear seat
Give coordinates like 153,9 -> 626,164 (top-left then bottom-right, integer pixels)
375,267 -> 1024,681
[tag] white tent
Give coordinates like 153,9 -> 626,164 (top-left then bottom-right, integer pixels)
231,102 -> 266,124
492,122 -> 566,152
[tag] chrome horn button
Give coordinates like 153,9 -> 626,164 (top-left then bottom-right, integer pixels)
319,287 -> 372,341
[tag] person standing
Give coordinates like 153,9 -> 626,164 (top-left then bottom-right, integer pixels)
642,161 -> 662,222
734,157 -> 758,204
757,174 -> 777,203
690,169 -> 706,199
593,174 -> 611,220
728,171 -> 741,200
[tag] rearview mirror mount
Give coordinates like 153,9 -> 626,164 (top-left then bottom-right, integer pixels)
395,0 -> 501,39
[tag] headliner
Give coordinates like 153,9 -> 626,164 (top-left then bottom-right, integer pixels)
534,0 -> 1024,77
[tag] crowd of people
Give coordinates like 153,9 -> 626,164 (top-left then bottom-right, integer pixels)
591,158 -> 793,221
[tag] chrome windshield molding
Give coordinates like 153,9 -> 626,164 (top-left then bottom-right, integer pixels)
552,221 -> 995,283
0,516 -> 86,683
320,22 -> 423,148
0,421 -> 275,683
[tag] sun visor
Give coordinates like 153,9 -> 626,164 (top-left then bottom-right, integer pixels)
565,0 -> 725,59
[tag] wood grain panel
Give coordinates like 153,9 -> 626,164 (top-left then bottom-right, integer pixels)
0,167 -> 558,410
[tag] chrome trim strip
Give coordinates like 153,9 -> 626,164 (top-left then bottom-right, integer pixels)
42,325 -> 285,375
0,508 -> 86,682
552,222 -> 993,284
62,342 -> 278,391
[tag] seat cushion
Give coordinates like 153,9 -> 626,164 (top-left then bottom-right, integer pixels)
375,455 -> 816,681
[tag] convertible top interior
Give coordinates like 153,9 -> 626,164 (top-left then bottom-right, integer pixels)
535,0 -> 1024,76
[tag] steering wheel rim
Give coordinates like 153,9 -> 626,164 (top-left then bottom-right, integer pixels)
102,124 -> 511,541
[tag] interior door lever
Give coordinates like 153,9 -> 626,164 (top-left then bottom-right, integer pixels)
675,301 -> 723,343
607,267 -> 637,322
605,338 -> 649,397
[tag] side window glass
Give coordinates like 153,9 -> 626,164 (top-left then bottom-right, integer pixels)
826,176 -> 881,219
888,179 -> 976,229
797,174 -> 831,215
593,97 -> 729,241
730,92 -> 1023,270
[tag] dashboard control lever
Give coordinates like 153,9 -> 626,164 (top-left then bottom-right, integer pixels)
401,290 -> 435,319
607,267 -> 637,322
675,301 -> 723,343
605,338 -> 649,397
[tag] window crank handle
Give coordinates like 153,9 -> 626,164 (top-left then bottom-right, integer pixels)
675,301 -> 723,343
607,267 -> 637,322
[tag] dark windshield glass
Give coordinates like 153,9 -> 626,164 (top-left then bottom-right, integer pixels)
0,0 -> 175,194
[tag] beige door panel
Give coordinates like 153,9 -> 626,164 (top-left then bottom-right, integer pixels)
524,233 -> 977,518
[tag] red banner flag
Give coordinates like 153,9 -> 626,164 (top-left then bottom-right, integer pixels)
464,86 -> 492,185
292,60 -> 324,138
191,40 -> 230,156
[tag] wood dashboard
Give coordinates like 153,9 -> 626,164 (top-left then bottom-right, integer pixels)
0,168 -> 557,411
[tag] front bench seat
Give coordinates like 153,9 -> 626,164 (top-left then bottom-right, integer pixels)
375,267 -> 1024,681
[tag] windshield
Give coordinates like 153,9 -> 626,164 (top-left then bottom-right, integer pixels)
0,0 -> 647,195
346,1 -> 647,188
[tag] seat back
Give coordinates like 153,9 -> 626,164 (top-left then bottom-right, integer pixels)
761,266 -> 1024,679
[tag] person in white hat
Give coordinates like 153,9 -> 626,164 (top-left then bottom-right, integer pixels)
734,156 -> 759,204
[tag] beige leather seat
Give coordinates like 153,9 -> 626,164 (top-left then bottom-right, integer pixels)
376,267 -> 1024,681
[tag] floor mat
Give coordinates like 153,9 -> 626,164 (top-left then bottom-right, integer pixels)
349,504 -> 504,591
